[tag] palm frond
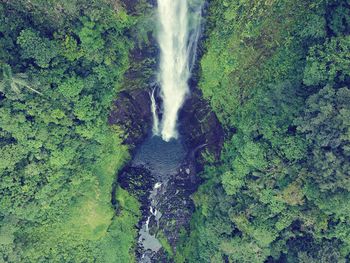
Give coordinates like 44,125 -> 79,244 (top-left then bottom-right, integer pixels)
10,82 -> 21,94
2,64 -> 12,80
23,84 -> 43,95
16,73 -> 29,79
0,64 -> 43,97
0,80 -> 6,92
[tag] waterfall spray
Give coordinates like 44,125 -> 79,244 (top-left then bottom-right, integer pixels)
155,0 -> 203,141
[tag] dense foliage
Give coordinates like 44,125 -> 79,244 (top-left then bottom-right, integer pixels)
0,1 -> 141,262
1,0 -> 349,262
177,0 -> 350,262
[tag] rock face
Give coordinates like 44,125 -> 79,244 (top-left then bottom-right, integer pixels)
109,89 -> 152,147
179,88 -> 224,165
108,85 -> 224,161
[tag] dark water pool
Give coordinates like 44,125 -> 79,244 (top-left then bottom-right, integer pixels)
132,135 -> 187,177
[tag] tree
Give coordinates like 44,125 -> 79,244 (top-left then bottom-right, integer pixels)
17,29 -> 59,68
296,85 -> 350,192
303,36 -> 350,87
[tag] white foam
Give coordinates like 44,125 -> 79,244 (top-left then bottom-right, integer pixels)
156,0 -> 203,141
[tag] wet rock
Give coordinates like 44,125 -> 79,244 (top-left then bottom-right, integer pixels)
109,0 -> 158,149
117,166 -> 155,219
179,88 -> 224,166
118,166 -> 154,197
109,89 -> 152,147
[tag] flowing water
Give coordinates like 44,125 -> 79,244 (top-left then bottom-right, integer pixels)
153,0 -> 204,141
126,136 -> 187,262
150,88 -> 160,135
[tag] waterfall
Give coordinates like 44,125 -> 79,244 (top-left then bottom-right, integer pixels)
150,88 -> 160,135
155,0 -> 203,141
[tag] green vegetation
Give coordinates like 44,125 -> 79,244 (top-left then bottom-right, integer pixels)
177,0 -> 350,262
0,1 -> 141,262
1,0 -> 349,262
157,231 -> 174,258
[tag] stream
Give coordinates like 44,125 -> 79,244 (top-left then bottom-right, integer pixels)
134,135 -> 186,261
118,131 -> 200,262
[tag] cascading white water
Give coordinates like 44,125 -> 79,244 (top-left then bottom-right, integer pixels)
150,88 -> 160,135
154,0 -> 203,141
